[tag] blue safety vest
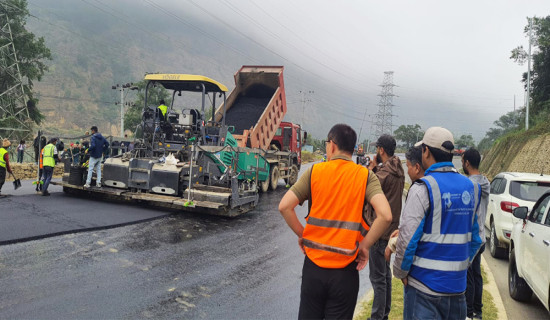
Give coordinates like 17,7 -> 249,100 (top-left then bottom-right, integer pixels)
408,163 -> 481,294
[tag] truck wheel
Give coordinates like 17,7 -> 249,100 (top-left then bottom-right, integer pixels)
260,177 -> 270,193
490,221 -> 507,259
285,165 -> 298,186
270,165 -> 279,191
509,248 -> 532,301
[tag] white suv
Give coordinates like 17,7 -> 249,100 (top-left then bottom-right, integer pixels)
485,172 -> 550,259
508,192 -> 550,311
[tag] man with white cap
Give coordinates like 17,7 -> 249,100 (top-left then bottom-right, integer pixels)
0,138 -> 13,196
393,127 -> 483,320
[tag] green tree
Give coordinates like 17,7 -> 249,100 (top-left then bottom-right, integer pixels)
511,16 -> 550,126
124,80 -> 171,134
455,134 -> 475,149
394,124 -> 423,148
0,0 -> 52,126
477,109 -> 522,152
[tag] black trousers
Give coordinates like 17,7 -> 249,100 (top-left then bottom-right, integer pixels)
299,256 -> 359,320
0,166 -> 5,193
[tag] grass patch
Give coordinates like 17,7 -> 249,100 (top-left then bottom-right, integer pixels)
301,150 -> 322,163
354,267 -> 499,320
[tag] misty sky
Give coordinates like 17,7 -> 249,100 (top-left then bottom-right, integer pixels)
27,0 -> 550,142
173,0 -> 549,142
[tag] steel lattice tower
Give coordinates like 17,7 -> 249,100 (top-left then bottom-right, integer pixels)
0,3 -> 30,140
373,71 -> 396,137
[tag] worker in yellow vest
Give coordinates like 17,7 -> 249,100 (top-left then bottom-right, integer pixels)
157,99 -> 168,121
0,139 -> 13,196
41,137 -> 58,196
278,124 -> 392,319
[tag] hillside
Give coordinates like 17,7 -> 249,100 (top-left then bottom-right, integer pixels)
24,0 -> 365,139
480,124 -> 550,179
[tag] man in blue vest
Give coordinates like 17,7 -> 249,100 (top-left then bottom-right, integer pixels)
393,126 -> 482,320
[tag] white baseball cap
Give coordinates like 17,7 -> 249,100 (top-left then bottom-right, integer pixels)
414,126 -> 454,154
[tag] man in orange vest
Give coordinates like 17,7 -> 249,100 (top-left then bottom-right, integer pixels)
279,124 -> 392,319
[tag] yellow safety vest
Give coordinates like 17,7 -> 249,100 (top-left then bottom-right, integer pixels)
0,147 -> 6,168
158,104 -> 168,117
43,143 -> 56,167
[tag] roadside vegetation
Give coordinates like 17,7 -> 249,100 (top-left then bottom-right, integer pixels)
354,265 -> 498,320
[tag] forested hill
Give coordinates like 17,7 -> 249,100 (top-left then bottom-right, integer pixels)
25,0 -> 356,138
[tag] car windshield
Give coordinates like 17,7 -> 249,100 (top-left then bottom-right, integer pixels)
509,181 -> 550,201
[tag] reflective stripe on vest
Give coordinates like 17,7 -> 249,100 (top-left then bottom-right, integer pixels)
43,144 -> 55,167
0,147 -> 6,168
302,159 -> 370,268
409,167 -> 479,293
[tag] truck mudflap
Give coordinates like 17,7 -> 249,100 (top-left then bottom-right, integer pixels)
52,181 -> 258,217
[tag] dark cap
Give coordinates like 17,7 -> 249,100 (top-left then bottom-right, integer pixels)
376,134 -> 396,155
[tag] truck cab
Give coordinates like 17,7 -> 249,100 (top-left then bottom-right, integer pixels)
271,122 -> 303,168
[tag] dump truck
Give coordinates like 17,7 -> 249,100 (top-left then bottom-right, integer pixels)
55,66 -> 304,217
216,66 -> 305,192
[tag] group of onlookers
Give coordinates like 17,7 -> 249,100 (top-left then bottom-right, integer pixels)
280,124 -> 489,320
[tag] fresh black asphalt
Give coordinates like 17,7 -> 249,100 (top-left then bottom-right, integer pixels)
0,179 -> 171,245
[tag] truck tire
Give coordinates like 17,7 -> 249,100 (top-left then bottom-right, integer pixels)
285,164 -> 298,186
490,221 -> 507,259
509,248 -> 532,301
270,165 -> 279,191
260,177 -> 270,193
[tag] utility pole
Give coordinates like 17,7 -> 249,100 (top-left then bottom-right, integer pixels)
526,18 -> 533,131
112,83 -> 138,137
373,71 -> 397,137
300,90 -> 314,129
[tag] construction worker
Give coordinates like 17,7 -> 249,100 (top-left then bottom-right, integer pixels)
84,126 -> 109,188
157,99 -> 168,121
279,124 -> 392,319
0,139 -> 13,196
35,145 -> 45,192
41,137 -> 58,196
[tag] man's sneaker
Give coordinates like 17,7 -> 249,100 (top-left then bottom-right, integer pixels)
96,183 -> 101,188
42,191 -> 50,196
83,184 -> 90,188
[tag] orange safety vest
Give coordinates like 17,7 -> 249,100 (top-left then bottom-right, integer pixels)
302,159 -> 370,268
39,148 -> 44,169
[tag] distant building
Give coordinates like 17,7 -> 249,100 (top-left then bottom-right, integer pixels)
303,145 -> 314,152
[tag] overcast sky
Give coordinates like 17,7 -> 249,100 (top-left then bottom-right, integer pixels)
169,0 -> 549,142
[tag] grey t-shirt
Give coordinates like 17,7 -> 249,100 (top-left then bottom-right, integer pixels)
469,174 -> 490,243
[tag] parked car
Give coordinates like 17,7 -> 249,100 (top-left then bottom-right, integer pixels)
484,172 -> 550,259
508,192 -> 550,311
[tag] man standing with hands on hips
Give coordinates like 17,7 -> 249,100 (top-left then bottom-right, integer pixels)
393,127 -> 482,320
279,123 -> 392,319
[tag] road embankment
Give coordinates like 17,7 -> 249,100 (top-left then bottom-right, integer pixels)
481,129 -> 550,178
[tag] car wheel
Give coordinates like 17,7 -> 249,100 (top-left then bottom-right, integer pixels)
490,221 -> 507,259
509,248 -> 532,301
260,177 -> 269,193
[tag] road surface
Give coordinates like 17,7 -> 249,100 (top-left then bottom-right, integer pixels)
0,162 -> 375,319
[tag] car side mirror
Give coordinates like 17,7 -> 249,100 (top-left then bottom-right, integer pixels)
513,206 -> 528,219
303,131 -> 307,144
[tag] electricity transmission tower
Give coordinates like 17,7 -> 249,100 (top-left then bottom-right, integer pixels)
373,71 -> 396,138
0,3 -> 31,140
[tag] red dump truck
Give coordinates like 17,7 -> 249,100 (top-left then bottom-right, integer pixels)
215,65 -> 305,192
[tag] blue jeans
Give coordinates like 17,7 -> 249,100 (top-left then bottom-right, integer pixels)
42,166 -> 53,192
86,156 -> 102,185
17,150 -> 24,163
404,285 -> 466,320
